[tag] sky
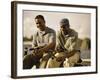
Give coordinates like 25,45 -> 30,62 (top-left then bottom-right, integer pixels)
23,10 -> 91,39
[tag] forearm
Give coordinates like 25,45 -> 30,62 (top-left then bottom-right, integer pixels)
66,52 -> 75,58
66,50 -> 80,58
39,42 -> 56,53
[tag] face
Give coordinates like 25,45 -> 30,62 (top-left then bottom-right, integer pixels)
35,18 -> 45,31
60,23 -> 69,32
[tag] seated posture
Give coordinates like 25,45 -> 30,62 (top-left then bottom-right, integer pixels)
47,18 -> 81,68
23,15 -> 56,69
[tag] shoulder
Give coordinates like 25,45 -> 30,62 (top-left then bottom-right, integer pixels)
33,30 -> 38,37
70,28 -> 78,36
56,30 -> 63,37
57,30 -> 61,35
46,27 -> 56,34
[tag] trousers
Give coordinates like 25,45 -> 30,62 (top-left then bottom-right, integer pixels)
23,52 -> 52,69
46,51 -> 80,68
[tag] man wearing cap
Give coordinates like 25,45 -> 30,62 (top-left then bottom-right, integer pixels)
23,15 -> 56,69
46,18 -> 81,68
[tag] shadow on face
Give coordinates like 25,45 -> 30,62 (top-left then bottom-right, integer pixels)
35,18 -> 46,31
60,23 -> 69,32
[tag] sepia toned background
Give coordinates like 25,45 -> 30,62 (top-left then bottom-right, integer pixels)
23,10 -> 91,66
23,10 -> 91,39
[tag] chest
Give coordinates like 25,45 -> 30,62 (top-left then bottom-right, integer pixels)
36,33 -> 50,44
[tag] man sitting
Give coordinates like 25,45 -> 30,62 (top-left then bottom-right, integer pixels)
23,15 -> 56,69
46,18 -> 81,68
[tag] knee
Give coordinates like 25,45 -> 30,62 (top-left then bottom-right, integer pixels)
46,58 -> 54,68
23,53 -> 39,69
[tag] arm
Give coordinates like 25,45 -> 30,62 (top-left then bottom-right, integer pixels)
56,35 -> 79,61
56,31 -> 66,52
37,32 -> 56,55
65,32 -> 79,58
65,50 -> 80,58
39,42 -> 55,53
32,32 -> 38,47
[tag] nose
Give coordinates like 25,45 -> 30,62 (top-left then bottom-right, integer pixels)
61,27 -> 65,31
37,23 -> 41,27
37,23 -> 40,26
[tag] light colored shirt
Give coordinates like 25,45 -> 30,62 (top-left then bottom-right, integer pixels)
33,27 -> 56,48
56,28 -> 79,52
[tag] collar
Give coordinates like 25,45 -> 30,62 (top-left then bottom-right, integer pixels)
38,27 -> 48,36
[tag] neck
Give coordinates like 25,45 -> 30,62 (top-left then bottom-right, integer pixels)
63,29 -> 70,35
40,26 -> 46,31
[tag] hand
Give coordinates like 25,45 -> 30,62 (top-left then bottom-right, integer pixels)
56,56 -> 65,62
34,49 -> 43,57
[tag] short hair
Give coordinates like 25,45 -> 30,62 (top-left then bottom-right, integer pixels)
60,18 -> 70,27
35,15 -> 45,22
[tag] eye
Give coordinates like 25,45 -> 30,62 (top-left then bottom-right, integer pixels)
61,26 -> 65,28
36,22 -> 41,24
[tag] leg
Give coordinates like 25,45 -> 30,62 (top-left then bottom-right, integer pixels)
39,53 -> 51,68
46,52 -> 66,68
63,58 -> 69,67
23,53 -> 40,69
67,51 -> 80,67
46,58 -> 62,68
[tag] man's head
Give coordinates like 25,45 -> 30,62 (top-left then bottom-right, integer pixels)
60,18 -> 70,32
35,15 -> 46,31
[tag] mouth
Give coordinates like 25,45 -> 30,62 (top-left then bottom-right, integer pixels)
37,26 -> 45,31
37,26 -> 42,28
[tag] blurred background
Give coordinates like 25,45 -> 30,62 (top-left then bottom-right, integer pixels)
23,10 -> 91,66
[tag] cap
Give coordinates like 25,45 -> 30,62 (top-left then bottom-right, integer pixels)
60,18 -> 69,26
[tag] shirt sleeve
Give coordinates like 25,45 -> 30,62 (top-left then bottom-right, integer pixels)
65,32 -> 79,52
56,31 -> 66,51
49,32 -> 56,44
32,32 -> 38,47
